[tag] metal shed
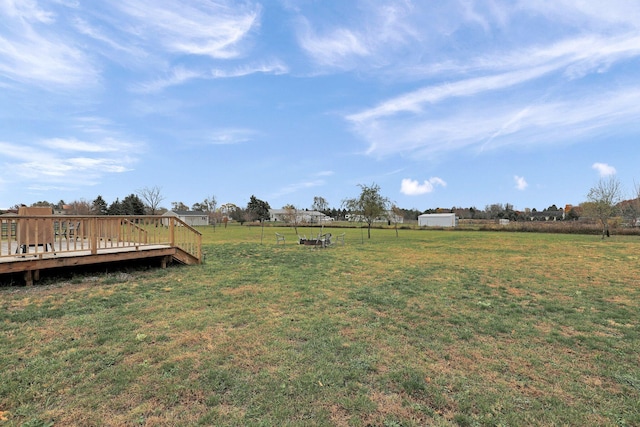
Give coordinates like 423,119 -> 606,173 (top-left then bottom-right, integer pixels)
418,213 -> 458,227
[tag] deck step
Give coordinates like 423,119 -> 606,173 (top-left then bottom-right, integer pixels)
172,248 -> 201,265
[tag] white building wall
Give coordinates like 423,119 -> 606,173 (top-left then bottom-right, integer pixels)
418,213 -> 457,227
181,215 -> 208,226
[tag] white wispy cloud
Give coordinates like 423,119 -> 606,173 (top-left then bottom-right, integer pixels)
0,0 -> 55,24
208,129 -> 256,145
134,61 -> 287,94
335,1 -> 640,160
295,1 -> 418,70
410,32 -> 640,80
521,1 -> 640,30
592,162 -> 617,177
211,61 -> 288,78
0,3 -> 99,89
347,65 -> 558,124
348,49 -> 640,158
348,30 -> 640,125
270,179 -> 325,199
0,126 -> 144,189
514,176 -> 528,191
298,24 -> 370,68
40,137 -> 139,153
72,17 -> 143,59
133,67 -> 205,93
0,141 -> 127,183
115,0 -> 261,59
350,87 -> 640,158
1,1 -> 266,93
400,178 -> 446,196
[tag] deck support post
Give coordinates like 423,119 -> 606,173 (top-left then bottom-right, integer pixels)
23,270 -> 40,286
24,270 -> 33,286
161,255 -> 171,269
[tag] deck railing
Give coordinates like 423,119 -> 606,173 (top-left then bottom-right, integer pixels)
0,215 -> 202,263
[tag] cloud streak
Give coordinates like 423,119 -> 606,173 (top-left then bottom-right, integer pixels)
270,179 -> 325,199
207,129 -> 256,145
346,30 -> 640,158
0,0 -> 266,93
0,3 -> 99,89
0,126 -> 144,191
115,0 -> 261,59
295,1 -> 418,70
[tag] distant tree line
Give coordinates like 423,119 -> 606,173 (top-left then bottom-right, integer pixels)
4,178 -> 639,239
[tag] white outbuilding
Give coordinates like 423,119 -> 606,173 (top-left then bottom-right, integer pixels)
418,213 -> 458,227
162,210 -> 209,226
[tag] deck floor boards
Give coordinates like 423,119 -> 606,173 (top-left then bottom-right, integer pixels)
1,239 -> 169,263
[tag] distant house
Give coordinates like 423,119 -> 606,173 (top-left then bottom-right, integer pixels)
345,211 -> 404,224
269,209 -> 327,223
418,213 -> 458,227
162,210 -> 209,226
387,211 -> 404,224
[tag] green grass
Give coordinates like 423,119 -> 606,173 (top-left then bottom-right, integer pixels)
1,224 -> 639,426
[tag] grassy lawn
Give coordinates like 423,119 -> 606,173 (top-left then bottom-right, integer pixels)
1,225 -> 639,426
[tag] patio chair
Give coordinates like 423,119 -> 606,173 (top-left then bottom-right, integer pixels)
275,232 -> 286,245
68,221 -> 81,240
54,221 -> 67,239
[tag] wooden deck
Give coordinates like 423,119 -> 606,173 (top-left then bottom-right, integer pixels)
0,215 -> 202,285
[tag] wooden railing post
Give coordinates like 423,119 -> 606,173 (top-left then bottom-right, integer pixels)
91,217 -> 98,255
196,232 -> 202,261
169,218 -> 175,247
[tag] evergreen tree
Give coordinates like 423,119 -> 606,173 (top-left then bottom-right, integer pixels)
92,195 -> 108,215
122,194 -> 146,215
108,198 -> 123,215
247,195 -> 271,222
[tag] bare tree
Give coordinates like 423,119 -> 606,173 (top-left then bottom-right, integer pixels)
67,199 -> 92,215
623,181 -> 640,227
635,182 -> 640,226
137,186 -> 164,215
193,195 -> 218,226
584,177 -> 624,238
171,201 -> 189,211
220,203 -> 238,228
204,195 -> 217,212
282,204 -> 300,234
204,195 -> 217,227
391,204 -> 403,238
312,196 -> 328,213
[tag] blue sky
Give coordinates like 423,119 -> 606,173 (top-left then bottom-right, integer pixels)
1,1 -> 640,212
